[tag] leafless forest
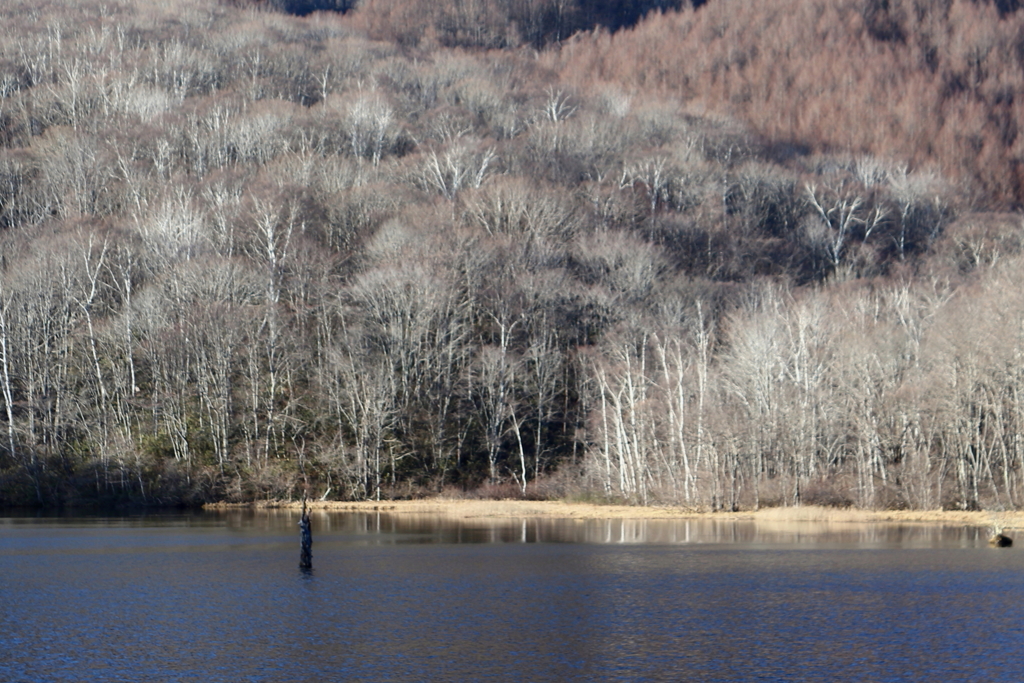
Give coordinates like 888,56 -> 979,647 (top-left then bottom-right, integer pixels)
2,0 -> 1024,509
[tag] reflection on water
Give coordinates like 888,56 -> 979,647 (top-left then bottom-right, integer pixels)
1,511 -> 1021,683
299,511 -> 991,547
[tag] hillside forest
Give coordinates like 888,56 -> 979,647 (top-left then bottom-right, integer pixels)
3,0 -> 1024,509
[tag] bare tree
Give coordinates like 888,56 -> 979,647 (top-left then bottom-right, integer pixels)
0,280 -> 20,499
805,180 -> 865,271
475,314 -> 522,485
346,93 -> 396,166
420,141 -> 496,200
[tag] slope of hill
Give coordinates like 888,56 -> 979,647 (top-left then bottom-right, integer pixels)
0,0 -> 1022,511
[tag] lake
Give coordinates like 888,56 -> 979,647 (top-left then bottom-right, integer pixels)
1,511 -> 1022,682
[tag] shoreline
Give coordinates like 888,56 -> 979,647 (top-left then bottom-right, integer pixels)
202,499 -> 1024,528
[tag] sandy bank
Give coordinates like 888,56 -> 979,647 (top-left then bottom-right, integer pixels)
203,499 -> 1024,528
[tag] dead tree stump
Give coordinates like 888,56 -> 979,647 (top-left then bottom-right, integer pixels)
989,532 -> 1013,548
299,500 -> 313,569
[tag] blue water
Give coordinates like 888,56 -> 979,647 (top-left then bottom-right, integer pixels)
1,513 -> 1022,682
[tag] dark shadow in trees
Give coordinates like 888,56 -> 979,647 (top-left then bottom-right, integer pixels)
576,0 -> 695,33
274,0 -> 358,15
258,0 -> 704,42
227,0 -> 358,16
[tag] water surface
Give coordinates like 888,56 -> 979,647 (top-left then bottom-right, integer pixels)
1,512 -> 1021,682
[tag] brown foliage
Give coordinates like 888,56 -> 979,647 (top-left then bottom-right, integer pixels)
555,0 -> 1024,205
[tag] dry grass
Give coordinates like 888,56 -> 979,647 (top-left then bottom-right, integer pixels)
204,499 -> 1024,528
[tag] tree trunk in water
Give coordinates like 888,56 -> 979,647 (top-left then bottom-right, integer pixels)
299,499 -> 313,570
